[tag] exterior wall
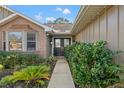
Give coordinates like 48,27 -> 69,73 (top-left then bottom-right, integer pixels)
75,31 -> 82,42
75,5 -> 124,64
0,16 -> 48,58
0,7 -> 13,20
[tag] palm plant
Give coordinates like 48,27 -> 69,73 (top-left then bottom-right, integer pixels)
0,65 -> 50,88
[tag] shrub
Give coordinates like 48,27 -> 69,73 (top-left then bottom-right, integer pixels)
0,65 -> 50,88
0,64 -> 4,71
0,52 -> 45,69
17,53 -> 46,67
46,56 -> 57,70
64,40 -> 121,87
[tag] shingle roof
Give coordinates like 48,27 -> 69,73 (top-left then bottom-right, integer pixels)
45,23 -> 72,32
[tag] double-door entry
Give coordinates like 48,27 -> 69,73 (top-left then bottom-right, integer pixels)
54,38 -> 71,56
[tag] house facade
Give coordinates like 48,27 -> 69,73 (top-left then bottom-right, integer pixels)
71,5 -> 124,65
0,6 -> 72,57
1,5 -> 124,63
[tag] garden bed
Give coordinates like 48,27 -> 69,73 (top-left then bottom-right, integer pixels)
0,51 -> 57,88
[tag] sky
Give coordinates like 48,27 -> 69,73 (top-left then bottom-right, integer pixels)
8,5 -> 80,24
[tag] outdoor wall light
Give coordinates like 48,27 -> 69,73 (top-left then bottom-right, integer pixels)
50,42 -> 53,45
46,33 -> 49,36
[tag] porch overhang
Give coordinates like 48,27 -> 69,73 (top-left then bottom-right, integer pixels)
71,5 -> 112,35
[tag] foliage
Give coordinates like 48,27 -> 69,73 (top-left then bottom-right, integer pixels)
0,64 -> 4,71
0,52 -> 57,87
0,52 -> 45,69
64,40 -> 121,87
46,56 -> 57,70
54,17 -> 69,23
47,17 -> 70,24
0,65 -> 50,88
17,53 -> 46,67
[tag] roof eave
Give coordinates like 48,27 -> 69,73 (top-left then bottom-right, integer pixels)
71,5 -> 109,35
71,5 -> 88,34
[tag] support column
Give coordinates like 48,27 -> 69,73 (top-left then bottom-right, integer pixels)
52,37 -> 54,56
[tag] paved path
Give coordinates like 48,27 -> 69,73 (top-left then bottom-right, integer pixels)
48,58 -> 75,88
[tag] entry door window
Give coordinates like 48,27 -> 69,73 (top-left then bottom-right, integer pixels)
54,38 -> 71,56
8,32 -> 22,51
55,39 -> 61,47
64,39 -> 70,47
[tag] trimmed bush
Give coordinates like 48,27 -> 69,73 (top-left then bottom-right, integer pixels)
64,40 -> 121,88
0,52 -> 45,69
46,56 -> 57,70
0,64 -> 4,71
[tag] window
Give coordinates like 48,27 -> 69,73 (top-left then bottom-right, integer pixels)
27,32 -> 36,51
8,32 -> 22,51
3,31 -> 37,52
3,32 -> 6,51
64,39 -> 70,47
55,39 -> 61,47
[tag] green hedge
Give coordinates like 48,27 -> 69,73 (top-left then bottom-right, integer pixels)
64,41 -> 121,88
0,51 -> 57,69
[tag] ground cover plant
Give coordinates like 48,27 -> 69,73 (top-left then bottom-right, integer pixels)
0,51 -> 57,88
64,40 -> 122,88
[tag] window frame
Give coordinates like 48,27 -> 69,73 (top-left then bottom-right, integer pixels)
27,32 -> 37,51
3,31 -> 38,52
8,31 -> 23,51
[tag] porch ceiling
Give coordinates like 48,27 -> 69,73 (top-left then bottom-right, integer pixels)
71,5 -> 111,35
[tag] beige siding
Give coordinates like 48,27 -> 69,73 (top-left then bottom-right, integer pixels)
81,31 -> 83,42
107,6 -> 118,51
87,26 -> 90,42
89,23 -> 94,43
75,32 -> 81,42
100,13 -> 106,40
118,6 -> 124,64
82,29 -> 86,42
119,6 -> 124,51
75,5 -> 124,64
94,18 -> 100,41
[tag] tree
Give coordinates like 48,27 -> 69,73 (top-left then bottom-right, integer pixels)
54,17 -> 69,23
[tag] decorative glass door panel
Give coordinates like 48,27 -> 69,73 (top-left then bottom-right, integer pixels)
54,38 -> 71,56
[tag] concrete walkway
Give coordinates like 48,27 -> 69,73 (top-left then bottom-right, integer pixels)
48,58 -> 75,88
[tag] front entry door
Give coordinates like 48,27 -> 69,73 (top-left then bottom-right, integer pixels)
54,38 -> 71,56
